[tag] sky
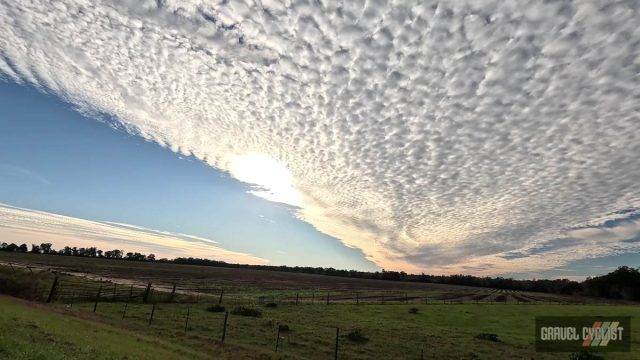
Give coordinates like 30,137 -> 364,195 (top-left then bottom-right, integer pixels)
1,0 -> 640,279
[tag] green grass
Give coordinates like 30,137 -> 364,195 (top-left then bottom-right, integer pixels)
0,296 -> 216,359
60,299 -> 640,359
2,254 -> 639,359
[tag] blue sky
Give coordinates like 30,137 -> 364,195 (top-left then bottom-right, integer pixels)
1,1 -> 640,279
0,81 -> 378,271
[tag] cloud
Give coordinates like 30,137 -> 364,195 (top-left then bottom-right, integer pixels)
1,1 -> 639,274
0,203 -> 268,264
0,163 -> 51,186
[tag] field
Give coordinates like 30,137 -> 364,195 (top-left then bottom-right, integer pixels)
1,252 -> 639,359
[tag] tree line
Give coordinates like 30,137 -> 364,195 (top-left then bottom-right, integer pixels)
2,241 -> 639,300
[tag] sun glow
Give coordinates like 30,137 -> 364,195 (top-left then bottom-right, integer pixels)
229,154 -> 303,207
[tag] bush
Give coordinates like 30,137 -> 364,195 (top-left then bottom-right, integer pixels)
0,267 -> 51,301
278,324 -> 291,333
345,328 -> 369,343
569,350 -> 604,360
475,333 -> 500,342
231,306 -> 262,317
265,302 -> 278,308
206,304 -> 226,313
408,307 -> 419,314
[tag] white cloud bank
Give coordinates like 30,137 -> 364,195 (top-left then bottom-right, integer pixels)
0,204 -> 268,264
1,1 -> 639,275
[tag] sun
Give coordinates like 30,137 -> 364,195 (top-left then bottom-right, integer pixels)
229,153 -> 303,207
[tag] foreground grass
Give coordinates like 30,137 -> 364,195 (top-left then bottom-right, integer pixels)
58,300 -> 640,359
0,295 -> 214,360
1,294 -> 639,359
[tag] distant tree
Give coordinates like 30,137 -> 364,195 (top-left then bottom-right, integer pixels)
583,266 -> 640,300
96,249 -> 103,257
18,243 -> 28,253
30,244 -> 40,254
86,247 -> 97,257
40,243 -> 53,254
147,253 -> 156,261
5,243 -> 19,252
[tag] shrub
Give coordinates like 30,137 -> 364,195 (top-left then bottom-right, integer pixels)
569,350 -> 604,360
265,302 -> 278,308
345,328 -> 369,343
0,267 -> 51,301
408,307 -> 419,314
206,304 -> 226,313
231,306 -> 262,317
278,324 -> 291,333
475,333 -> 500,342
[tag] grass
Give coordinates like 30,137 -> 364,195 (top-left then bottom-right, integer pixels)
56,299 -> 640,359
1,253 -> 640,359
0,295 -> 211,359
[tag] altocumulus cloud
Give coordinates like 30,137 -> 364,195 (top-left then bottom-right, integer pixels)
0,1 -> 639,275
0,204 -> 269,264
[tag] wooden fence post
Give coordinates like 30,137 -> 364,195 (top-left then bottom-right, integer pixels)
218,289 -> 224,305
312,291 -> 315,304
356,292 -> 359,305
46,276 -> 59,303
142,282 -> 152,303
169,283 -> 177,302
122,302 -> 128,319
275,324 -> 281,352
128,284 -> 133,301
184,305 -> 191,332
326,292 -> 330,305
334,327 -> 340,360
148,303 -> 156,325
221,311 -> 229,343
93,283 -> 103,312
112,283 -> 117,299
295,293 -> 299,305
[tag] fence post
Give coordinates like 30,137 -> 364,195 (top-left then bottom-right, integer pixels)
334,327 -> 340,360
326,292 -> 330,305
122,302 -> 128,319
221,311 -> 229,343
421,347 -> 424,360
275,323 -> 281,352
218,288 -> 224,305
312,291 -> 315,304
143,282 -> 152,303
70,292 -> 76,308
296,293 -> 299,305
46,276 -> 59,303
170,283 -> 177,302
8,262 -> 15,274
129,284 -> 133,301
148,303 -> 156,325
93,283 -> 103,312
356,292 -> 359,305
184,305 -> 191,332
113,283 -> 118,299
